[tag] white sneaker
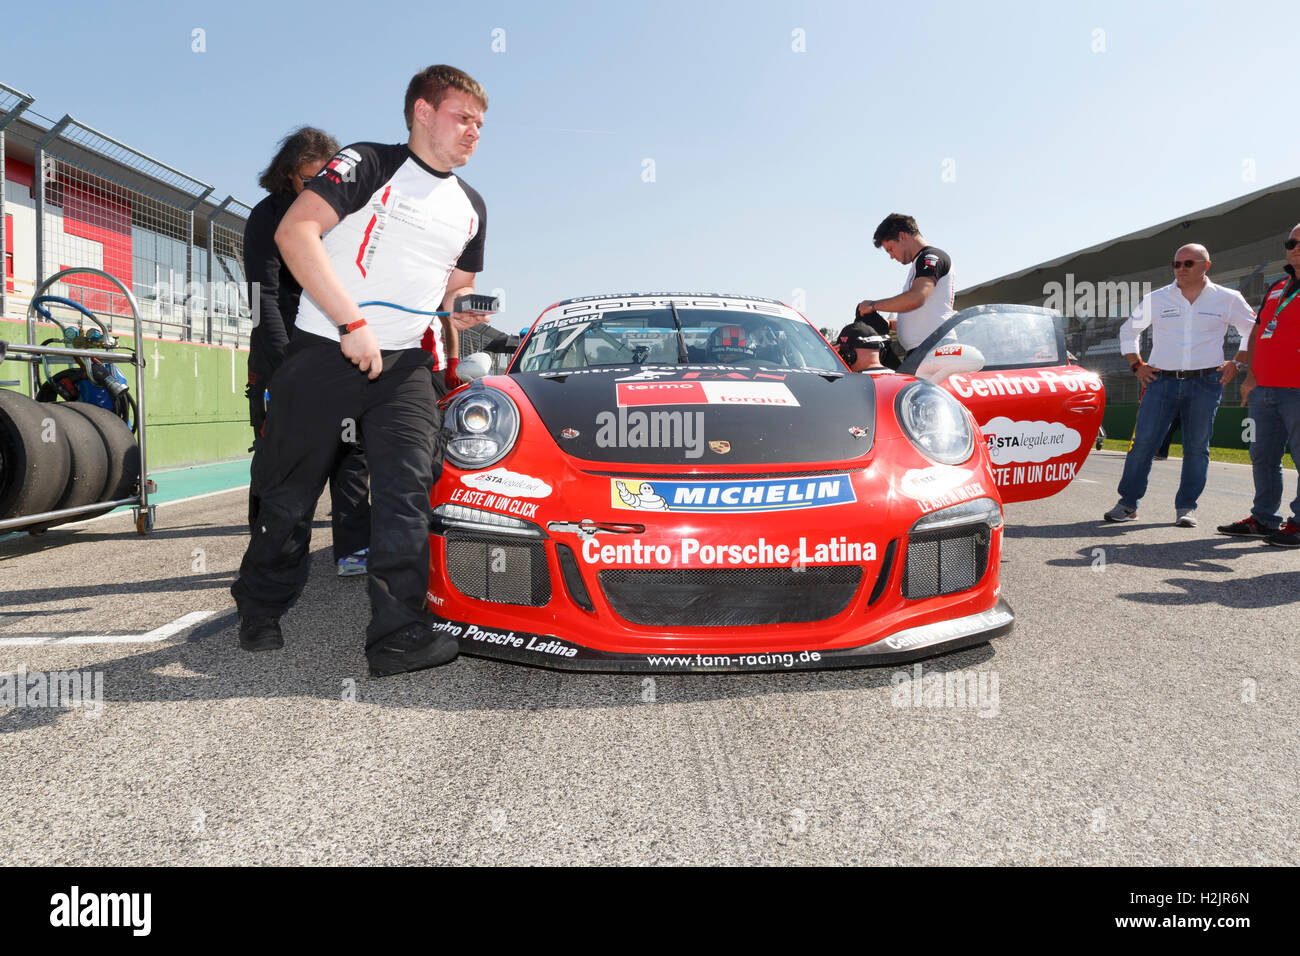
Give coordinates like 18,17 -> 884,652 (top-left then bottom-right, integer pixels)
1175,509 -> 1197,528
1103,501 -> 1138,522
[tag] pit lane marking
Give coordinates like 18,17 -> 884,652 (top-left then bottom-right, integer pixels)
57,485 -> 251,528
0,611 -> 218,646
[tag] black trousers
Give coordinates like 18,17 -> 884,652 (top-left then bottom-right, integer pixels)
233,333 -> 440,646
247,369 -> 371,563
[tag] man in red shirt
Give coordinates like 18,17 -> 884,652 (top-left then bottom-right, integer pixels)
1218,223 -> 1300,547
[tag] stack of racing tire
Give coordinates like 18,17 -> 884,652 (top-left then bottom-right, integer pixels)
0,389 -> 141,530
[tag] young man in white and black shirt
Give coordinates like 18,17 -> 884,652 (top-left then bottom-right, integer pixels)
232,65 -> 491,677
857,213 -> 956,357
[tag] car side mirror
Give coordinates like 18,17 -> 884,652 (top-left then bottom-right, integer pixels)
457,352 -> 493,382
914,343 -> 986,385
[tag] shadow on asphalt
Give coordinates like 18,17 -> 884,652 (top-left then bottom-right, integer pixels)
0,520 -> 330,560
1116,571 -> 1300,609
0,571 -> 238,606
1044,536 -> 1276,575
0,608 -> 1000,731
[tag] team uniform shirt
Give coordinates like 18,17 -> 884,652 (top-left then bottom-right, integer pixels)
1251,266 -> 1300,388
244,190 -> 304,377
296,142 -> 486,366
1120,279 -> 1255,371
895,245 -> 956,352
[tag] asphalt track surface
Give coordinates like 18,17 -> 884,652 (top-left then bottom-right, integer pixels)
0,450 -> 1295,865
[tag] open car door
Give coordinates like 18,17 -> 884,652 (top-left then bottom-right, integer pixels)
900,304 -> 1105,504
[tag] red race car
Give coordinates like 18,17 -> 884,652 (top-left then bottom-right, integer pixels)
426,294 -> 1103,672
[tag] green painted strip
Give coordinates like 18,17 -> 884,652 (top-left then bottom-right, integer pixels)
2,457 -> 252,540
2,317 -> 253,469
149,457 -> 252,505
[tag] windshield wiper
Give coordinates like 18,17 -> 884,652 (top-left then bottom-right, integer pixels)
667,301 -> 690,363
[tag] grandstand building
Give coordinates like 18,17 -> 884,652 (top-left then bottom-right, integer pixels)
959,176 -> 1300,444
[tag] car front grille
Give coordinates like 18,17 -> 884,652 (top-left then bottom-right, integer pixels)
597,566 -> 862,627
445,532 -> 551,607
903,525 -> 991,599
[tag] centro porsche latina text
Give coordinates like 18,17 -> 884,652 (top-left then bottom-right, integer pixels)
580,535 -> 877,567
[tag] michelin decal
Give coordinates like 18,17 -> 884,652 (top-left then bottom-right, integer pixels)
611,475 -> 856,513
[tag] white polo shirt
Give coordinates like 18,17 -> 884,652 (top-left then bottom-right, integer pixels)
1119,279 -> 1255,371
296,142 -> 486,364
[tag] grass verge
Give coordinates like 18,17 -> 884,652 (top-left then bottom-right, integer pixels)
1100,439 -> 1295,469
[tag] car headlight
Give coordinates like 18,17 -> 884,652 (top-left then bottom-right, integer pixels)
444,384 -> 520,469
896,381 -> 975,465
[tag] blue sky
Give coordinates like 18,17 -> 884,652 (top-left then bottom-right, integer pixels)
3,0 -> 1296,334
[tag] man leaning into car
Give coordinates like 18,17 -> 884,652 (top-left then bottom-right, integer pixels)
857,213 -> 956,360
231,65 -> 492,677
1104,244 -> 1254,528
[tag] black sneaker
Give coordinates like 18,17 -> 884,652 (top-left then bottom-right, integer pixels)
366,622 -> 459,677
1216,516 -> 1273,538
1264,521 -> 1300,549
239,616 -> 283,651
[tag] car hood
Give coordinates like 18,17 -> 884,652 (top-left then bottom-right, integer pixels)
512,366 -> 876,465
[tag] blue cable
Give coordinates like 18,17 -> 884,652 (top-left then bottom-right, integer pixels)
356,300 -> 450,317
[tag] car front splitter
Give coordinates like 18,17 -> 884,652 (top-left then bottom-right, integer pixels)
426,598 -> 1013,674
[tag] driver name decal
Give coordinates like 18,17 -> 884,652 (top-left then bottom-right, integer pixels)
616,381 -> 799,407
610,475 -> 856,513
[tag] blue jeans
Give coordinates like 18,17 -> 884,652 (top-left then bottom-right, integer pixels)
1117,374 -> 1222,511
1248,385 -> 1300,528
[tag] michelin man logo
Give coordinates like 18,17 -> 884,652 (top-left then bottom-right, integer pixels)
616,480 -> 668,511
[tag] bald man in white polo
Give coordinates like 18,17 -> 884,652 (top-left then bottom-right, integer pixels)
1104,244 -> 1255,526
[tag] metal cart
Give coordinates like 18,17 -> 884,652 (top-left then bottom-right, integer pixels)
0,266 -> 154,534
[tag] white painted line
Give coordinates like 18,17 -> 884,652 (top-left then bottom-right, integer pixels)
1075,478 -> 1099,484
0,610 -> 219,646
57,485 -> 250,528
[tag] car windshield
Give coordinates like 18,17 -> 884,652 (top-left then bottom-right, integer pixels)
908,304 -> 1064,371
515,308 -> 842,373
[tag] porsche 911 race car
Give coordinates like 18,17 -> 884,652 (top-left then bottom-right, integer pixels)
425,293 -> 1104,672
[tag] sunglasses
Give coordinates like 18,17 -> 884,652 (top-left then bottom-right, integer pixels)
1286,239 -> 1300,251
1172,259 -> 1204,269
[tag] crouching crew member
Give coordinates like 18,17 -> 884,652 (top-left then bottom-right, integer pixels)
244,126 -> 371,576
232,65 -> 492,677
